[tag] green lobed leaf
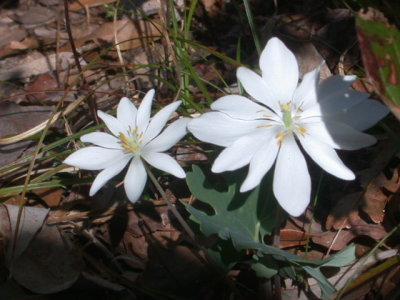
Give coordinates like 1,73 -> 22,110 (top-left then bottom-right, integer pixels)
320,244 -> 356,268
251,262 -> 278,279
185,165 -> 276,246
303,266 -> 336,300
185,165 -> 356,298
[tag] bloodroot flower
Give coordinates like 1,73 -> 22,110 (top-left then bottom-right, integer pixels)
64,89 -> 189,203
188,38 -> 388,216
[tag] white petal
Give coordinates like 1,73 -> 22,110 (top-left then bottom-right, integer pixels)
300,75 -> 361,119
329,99 -> 388,131
318,75 -> 356,99
259,37 -> 299,102
142,152 -> 185,178
188,112 -> 267,147
81,132 -> 122,149
211,95 -> 273,120
124,157 -> 147,203
144,118 -> 190,152
236,67 -> 281,113
293,67 -> 320,110
142,101 -> 182,145
301,118 -> 377,150
98,110 -> 127,137
89,155 -> 131,196
212,130 -> 272,173
298,133 -> 355,180
273,135 -> 311,217
117,97 -> 137,129
136,89 -> 155,134
64,147 -> 128,170
301,90 -> 369,119
319,90 -> 368,115
240,130 -> 280,192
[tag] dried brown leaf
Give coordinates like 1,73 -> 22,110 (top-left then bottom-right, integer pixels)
12,6 -> 56,29
10,224 -> 82,294
0,102 -> 53,166
69,0 -> 117,11
0,25 -> 26,49
33,188 -> 64,208
25,74 -> 59,103
0,51 -> 75,81
3,204 -> 49,264
64,19 -> 161,52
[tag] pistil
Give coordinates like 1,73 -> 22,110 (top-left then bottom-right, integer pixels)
281,103 -> 294,129
119,129 -> 142,154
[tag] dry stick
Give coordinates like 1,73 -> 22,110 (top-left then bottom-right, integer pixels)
145,165 -> 196,241
113,0 -> 133,94
63,0 -> 84,82
144,164 -> 241,294
63,0 -> 98,124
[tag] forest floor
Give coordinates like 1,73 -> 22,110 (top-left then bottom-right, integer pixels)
0,0 -> 399,299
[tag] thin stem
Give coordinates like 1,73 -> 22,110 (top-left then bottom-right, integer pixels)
144,166 -> 228,278
272,204 -> 282,248
145,165 -> 196,241
63,0 -> 85,83
334,222 -> 400,299
272,204 -> 282,300
63,0 -> 98,124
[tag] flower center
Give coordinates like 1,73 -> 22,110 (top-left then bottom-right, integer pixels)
119,127 -> 143,155
281,103 -> 294,129
275,102 -> 306,144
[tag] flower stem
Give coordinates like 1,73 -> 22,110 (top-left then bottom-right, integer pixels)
272,204 -> 282,300
272,204 -> 282,248
145,165 -> 196,241
144,165 -> 229,279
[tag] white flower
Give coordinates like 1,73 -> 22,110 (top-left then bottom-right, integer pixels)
188,38 -> 388,216
64,89 -> 190,203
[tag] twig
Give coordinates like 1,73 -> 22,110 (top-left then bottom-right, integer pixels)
145,164 -> 196,241
113,0 -> 134,94
63,0 -> 84,84
63,0 -> 98,124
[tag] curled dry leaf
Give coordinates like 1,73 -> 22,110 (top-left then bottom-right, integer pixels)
12,6 -> 56,29
69,0 -> 117,11
4,204 -> 50,264
11,224 -> 82,294
0,31 -> 38,58
25,74 -> 59,104
0,204 -> 82,294
289,214 -> 356,251
0,102 -> 53,167
62,19 -> 161,53
327,166 -> 399,227
69,0 -> 161,19
0,51 -> 75,81
0,25 -> 26,48
325,192 -> 388,246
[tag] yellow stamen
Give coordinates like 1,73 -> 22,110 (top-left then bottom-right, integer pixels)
298,126 -> 306,136
119,131 -> 141,153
